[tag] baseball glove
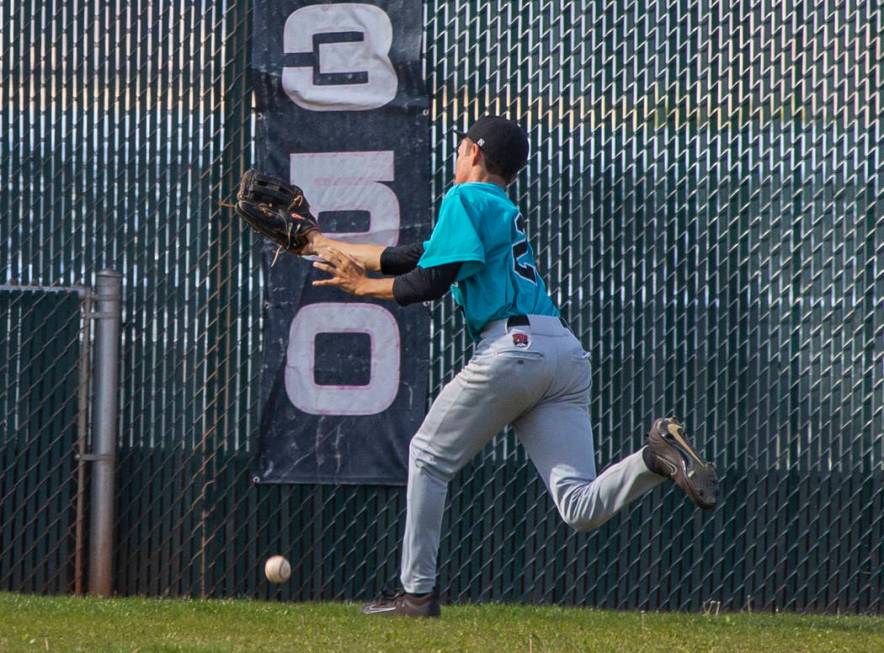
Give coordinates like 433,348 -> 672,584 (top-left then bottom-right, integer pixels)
227,169 -> 319,265
236,169 -> 310,213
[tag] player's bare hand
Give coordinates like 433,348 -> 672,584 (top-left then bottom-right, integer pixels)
312,246 -> 368,295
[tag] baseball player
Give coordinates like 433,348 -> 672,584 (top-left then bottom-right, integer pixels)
302,116 -> 719,618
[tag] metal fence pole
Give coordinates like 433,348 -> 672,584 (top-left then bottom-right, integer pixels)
88,270 -> 122,597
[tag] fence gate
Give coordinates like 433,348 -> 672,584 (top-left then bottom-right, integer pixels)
0,288 -> 88,593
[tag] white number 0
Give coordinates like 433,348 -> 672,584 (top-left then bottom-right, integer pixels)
285,303 -> 400,416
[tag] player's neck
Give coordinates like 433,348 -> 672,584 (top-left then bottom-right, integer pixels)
457,168 -> 508,189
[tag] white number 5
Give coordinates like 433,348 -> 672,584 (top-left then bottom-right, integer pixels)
291,151 -> 400,246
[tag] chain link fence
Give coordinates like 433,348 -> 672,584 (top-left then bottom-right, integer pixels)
1,0 -> 881,612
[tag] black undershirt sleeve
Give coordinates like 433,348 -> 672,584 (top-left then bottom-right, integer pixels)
392,262 -> 461,306
379,243 -> 425,275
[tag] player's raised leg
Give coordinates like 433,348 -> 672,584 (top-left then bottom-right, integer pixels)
517,404 -> 718,530
515,400 -> 666,531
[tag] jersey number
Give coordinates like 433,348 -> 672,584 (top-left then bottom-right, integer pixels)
512,215 -> 538,284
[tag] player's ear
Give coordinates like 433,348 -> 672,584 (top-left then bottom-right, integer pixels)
469,140 -> 483,166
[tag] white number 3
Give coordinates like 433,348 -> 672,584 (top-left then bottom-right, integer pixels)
282,3 -> 398,111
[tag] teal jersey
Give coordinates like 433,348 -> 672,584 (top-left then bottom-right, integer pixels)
418,182 -> 559,340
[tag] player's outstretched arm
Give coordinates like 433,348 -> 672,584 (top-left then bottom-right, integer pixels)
312,246 -> 458,304
303,233 -> 385,272
312,247 -> 394,300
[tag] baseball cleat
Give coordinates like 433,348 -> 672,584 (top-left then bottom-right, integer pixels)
643,417 -> 718,510
361,586 -> 441,618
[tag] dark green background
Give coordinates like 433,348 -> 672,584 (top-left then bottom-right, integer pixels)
0,0 -> 880,612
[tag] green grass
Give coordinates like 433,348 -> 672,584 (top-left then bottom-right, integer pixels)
0,593 -> 880,653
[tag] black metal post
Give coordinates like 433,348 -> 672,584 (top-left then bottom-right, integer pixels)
88,270 -> 122,597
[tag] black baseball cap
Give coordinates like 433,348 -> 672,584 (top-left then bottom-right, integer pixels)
463,116 -> 529,178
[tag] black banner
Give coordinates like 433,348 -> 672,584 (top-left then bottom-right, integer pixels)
252,1 -> 430,484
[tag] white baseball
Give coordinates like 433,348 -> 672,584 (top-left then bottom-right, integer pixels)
264,555 -> 291,584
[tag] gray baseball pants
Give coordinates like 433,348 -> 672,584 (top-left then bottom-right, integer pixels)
401,315 -> 664,594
